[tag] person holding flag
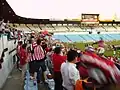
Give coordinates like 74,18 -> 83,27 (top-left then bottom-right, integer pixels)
92,37 -> 106,56
80,46 -> 120,84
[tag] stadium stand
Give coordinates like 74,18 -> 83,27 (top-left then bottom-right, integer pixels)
95,25 -> 106,32
54,25 -> 68,32
8,23 -> 120,33
67,25 -> 84,32
40,24 -> 55,32
103,24 -> 117,32
26,24 -> 37,31
14,24 -> 31,32
32,24 -> 42,32
115,25 -> 120,31
52,35 -> 69,42
52,33 -> 120,42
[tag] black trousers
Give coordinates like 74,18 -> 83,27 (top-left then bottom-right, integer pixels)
16,54 -> 20,68
54,71 -> 63,90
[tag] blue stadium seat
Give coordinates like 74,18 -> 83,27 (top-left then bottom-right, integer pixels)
100,34 -> 113,40
88,34 -> 101,41
79,34 -> 94,41
52,34 -> 120,42
98,34 -> 109,41
65,35 -> 85,42
53,35 -> 69,42
108,34 -> 120,40
24,70 -> 38,90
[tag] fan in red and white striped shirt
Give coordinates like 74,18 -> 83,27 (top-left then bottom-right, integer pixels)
28,41 -> 37,61
30,39 -> 45,61
32,41 -> 37,49
33,45 -> 45,61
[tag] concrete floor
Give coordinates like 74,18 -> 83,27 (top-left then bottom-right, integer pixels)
1,68 -> 120,90
1,68 -> 48,90
1,68 -> 23,90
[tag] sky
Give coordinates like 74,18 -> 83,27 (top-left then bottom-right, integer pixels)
6,0 -> 120,20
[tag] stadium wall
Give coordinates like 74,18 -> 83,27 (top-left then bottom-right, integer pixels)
0,35 -> 17,89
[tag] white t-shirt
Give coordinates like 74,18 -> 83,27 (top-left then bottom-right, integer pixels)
97,47 -> 105,54
61,62 -> 80,90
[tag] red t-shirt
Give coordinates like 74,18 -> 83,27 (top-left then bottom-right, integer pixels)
52,53 -> 66,72
20,48 -> 28,65
77,57 -> 81,62
17,45 -> 22,56
45,47 -> 50,53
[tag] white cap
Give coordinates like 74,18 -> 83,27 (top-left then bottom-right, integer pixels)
87,46 -> 95,52
77,50 -> 81,53
52,46 -> 56,49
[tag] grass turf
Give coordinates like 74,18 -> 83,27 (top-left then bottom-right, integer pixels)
65,40 -> 120,57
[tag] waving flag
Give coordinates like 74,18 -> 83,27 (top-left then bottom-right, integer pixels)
81,51 -> 120,84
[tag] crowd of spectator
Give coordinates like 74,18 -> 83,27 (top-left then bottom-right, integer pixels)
15,30 -> 83,90
0,19 -> 24,41
2,19 -> 120,90
15,30 -> 120,90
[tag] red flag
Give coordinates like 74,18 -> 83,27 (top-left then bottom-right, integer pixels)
42,30 -> 49,35
81,51 -> 120,83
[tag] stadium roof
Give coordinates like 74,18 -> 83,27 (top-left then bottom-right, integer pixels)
1,0 -> 120,24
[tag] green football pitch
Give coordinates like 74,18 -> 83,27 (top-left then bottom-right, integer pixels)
65,40 -> 120,57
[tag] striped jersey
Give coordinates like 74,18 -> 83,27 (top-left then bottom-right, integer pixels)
29,45 -> 45,61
